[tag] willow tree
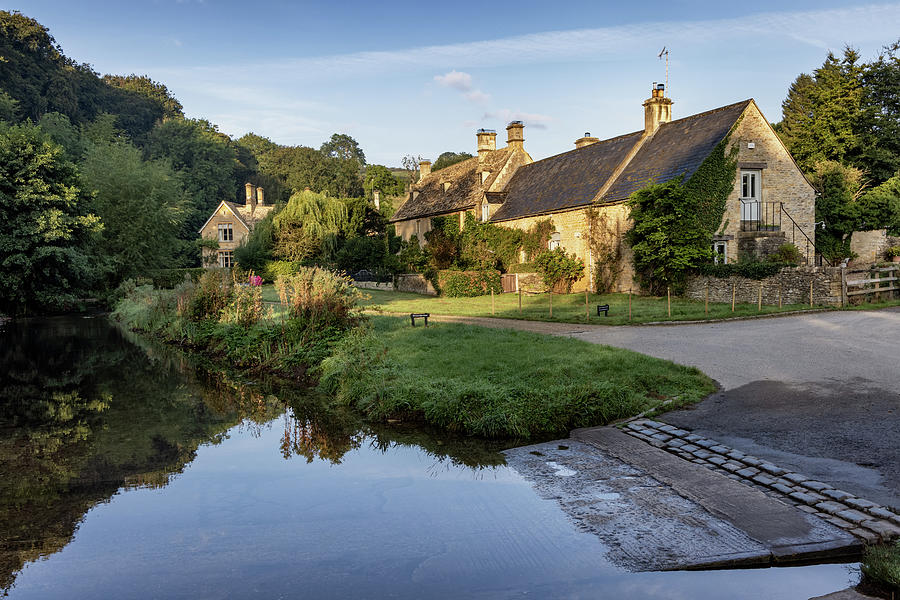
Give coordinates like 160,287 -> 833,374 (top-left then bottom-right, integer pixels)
273,189 -> 348,262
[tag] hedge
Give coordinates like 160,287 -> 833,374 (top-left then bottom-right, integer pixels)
145,268 -> 206,288
507,263 -> 537,274
438,270 -> 502,297
694,262 -> 794,280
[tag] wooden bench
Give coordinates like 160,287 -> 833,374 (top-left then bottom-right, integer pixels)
596,304 -> 610,317
410,313 -> 430,327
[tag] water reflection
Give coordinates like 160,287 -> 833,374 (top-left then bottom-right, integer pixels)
0,316 -> 506,595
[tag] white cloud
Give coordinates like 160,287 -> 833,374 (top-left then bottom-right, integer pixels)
434,70 -> 473,92
149,4 -> 900,82
434,70 -> 491,105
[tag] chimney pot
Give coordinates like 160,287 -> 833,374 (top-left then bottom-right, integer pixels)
245,182 -> 255,202
256,187 -> 264,206
575,132 -> 600,149
506,121 -> 525,149
418,160 -> 432,182
476,128 -> 497,158
643,83 -> 672,134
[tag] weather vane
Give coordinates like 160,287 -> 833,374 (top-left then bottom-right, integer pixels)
658,46 -> 669,96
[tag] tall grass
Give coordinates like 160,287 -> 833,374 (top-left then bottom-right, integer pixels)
319,316 -> 715,439
112,268 -> 364,377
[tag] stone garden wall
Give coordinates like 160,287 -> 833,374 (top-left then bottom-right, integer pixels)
684,266 -> 844,307
395,274 -> 438,296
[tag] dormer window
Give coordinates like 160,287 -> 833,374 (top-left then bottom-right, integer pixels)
481,202 -> 489,222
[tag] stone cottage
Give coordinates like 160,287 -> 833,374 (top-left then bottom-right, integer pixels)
392,84 -> 817,292
198,183 -> 274,268
389,122 -> 533,244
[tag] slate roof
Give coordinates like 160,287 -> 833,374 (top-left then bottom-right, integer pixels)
491,100 -> 752,222
389,147 -> 520,222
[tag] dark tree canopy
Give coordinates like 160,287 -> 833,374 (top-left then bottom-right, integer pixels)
102,74 -> 184,120
0,123 -> 102,313
432,151 -> 473,171
320,133 -> 365,167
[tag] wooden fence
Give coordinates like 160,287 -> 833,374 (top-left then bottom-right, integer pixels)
842,264 -> 900,305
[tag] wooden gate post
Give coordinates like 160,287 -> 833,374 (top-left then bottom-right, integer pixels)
667,286 -> 671,318
628,288 -> 632,322
518,289 -> 522,313
705,284 -> 709,315
549,290 -> 553,318
585,288 -> 589,322
758,281 -> 762,311
491,289 -> 495,315
809,280 -> 813,307
731,281 -> 736,312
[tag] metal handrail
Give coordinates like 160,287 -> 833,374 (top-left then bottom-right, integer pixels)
739,200 -> 781,232
780,203 -> 833,267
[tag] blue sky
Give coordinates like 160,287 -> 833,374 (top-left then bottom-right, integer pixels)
12,1 -> 900,165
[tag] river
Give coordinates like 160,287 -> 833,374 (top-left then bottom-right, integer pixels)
0,316 -> 857,598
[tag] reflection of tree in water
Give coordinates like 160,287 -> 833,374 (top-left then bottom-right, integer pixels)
0,317 -> 284,595
280,394 -> 508,470
0,317 -> 509,595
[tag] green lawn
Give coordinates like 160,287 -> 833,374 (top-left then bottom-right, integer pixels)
317,315 -> 716,439
350,288 -> 821,325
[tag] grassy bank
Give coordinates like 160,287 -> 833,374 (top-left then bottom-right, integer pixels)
318,315 -> 715,439
112,269 -> 361,380
342,288 -> 821,325
861,541 -> 900,596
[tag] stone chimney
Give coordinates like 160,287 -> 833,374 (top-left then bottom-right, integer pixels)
419,160 -> 432,182
373,189 -> 381,211
476,128 -> 497,159
245,182 -> 256,204
256,187 -> 264,206
575,132 -> 599,149
643,83 -> 672,134
506,121 -> 524,150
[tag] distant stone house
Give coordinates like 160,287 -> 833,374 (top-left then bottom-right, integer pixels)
389,122 -> 533,243
198,183 -> 274,268
392,85 -> 817,292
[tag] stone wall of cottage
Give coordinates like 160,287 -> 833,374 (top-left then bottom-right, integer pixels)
684,266 -> 844,307
496,203 -> 636,293
718,103 -> 817,264
395,273 -> 438,295
200,206 -> 250,267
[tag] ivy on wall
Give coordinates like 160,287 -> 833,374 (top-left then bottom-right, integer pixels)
626,131 -> 739,294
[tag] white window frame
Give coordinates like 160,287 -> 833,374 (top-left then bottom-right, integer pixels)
548,232 -> 561,251
481,202 -> 489,222
712,241 -> 728,264
218,250 -> 234,268
740,170 -> 761,222
218,222 -> 234,242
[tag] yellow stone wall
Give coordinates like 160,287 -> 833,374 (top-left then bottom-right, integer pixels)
199,205 -> 250,266
721,103 -> 817,263
498,203 -> 636,293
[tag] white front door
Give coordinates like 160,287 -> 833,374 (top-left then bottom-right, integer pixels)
740,170 -> 760,221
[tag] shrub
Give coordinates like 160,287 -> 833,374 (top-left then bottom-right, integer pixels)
220,283 -> 264,329
886,245 -> 900,258
507,263 -> 536,273
275,267 -> 364,329
188,269 -> 232,322
146,268 -> 206,289
695,262 -> 791,280
534,248 -> 584,293
767,243 -> 802,264
262,260 -> 301,283
438,270 -> 502,297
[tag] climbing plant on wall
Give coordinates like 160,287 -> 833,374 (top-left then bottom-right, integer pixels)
626,132 -> 738,294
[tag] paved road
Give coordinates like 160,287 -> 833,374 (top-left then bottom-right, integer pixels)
432,309 -> 900,510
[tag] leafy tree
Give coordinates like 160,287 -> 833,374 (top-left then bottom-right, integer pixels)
432,151 -> 473,171
102,74 -> 183,120
146,117 -> 237,237
273,189 -> 348,261
234,210 -> 276,273
320,133 -> 365,167
858,40 -> 900,183
859,174 -> 900,235
809,160 -> 866,260
236,132 -> 279,160
80,138 -> 189,283
36,111 -> 85,159
778,48 -> 865,173
363,164 -> 405,198
0,89 -> 18,121
401,154 -> 423,186
260,144 -> 363,198
0,123 -> 102,313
